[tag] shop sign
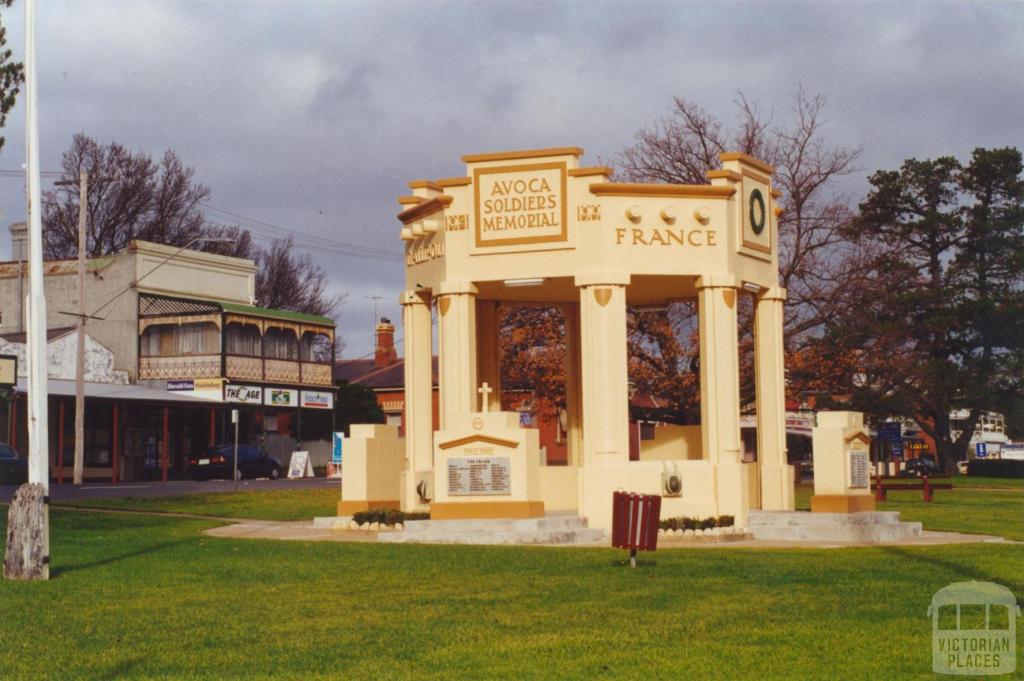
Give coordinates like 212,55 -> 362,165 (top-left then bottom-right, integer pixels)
225,385 -> 263,404
301,390 -> 334,410
265,388 -> 299,407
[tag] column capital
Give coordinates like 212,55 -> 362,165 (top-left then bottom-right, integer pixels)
695,273 -> 737,290
758,286 -> 787,302
436,280 -> 478,296
574,272 -> 630,287
400,289 -> 431,306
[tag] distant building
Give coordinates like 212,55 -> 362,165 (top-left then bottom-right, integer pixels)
0,231 -> 337,481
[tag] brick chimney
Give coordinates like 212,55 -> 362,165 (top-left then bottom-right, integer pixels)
374,317 -> 397,368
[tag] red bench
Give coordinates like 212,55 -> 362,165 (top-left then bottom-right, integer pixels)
871,475 -> 953,502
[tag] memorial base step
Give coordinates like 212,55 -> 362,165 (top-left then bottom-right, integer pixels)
748,510 -> 922,543
377,514 -> 607,546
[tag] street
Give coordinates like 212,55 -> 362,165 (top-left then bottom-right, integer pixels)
0,477 -> 338,504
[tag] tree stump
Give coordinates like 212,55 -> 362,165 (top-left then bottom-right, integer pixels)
3,483 -> 49,581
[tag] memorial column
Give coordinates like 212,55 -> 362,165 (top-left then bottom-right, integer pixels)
400,288 -> 433,511
696,273 -> 749,524
437,281 -> 478,429
561,302 -> 583,467
755,286 -> 794,510
576,273 -> 630,466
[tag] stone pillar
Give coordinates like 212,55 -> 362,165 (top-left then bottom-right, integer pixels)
437,281 -> 478,429
696,274 -> 749,524
475,299 -> 502,412
755,286 -> 795,510
400,289 -> 433,511
561,302 -> 583,467
576,274 -> 630,466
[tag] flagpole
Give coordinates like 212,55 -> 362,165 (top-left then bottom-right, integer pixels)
24,0 -> 50,579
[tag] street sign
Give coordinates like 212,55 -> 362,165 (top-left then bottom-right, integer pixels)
878,422 -> 901,440
975,442 -> 988,459
0,354 -> 17,386
332,432 -> 344,465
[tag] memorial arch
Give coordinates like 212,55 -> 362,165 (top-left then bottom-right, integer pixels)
360,146 -> 795,530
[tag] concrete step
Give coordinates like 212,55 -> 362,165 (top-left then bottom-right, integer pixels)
378,526 -> 607,546
400,515 -> 590,534
749,510 -> 922,543
312,514 -> 606,545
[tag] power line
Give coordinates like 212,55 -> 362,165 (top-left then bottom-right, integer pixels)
200,203 -> 401,258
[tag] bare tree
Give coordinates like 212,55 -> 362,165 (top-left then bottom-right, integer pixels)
256,236 -> 343,318
43,134 -> 210,258
614,87 -> 867,406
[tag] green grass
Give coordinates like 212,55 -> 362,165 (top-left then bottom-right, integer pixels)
795,482 -> 1024,541
952,474 -> 1024,489
52,487 -> 340,521
0,510 -> 1021,680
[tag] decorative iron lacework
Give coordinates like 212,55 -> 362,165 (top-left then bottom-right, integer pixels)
139,294 -> 221,318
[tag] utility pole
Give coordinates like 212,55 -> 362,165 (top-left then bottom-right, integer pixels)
54,170 -> 101,485
73,172 -> 87,485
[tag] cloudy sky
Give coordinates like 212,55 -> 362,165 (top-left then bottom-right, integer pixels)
0,0 -> 1020,357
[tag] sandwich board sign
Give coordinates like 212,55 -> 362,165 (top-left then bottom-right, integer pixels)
287,451 -> 314,478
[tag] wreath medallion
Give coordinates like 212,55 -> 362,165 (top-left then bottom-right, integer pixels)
749,188 -> 766,236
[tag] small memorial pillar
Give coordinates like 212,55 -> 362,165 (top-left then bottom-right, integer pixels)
811,411 -> 875,513
430,411 -> 544,520
338,424 -> 404,516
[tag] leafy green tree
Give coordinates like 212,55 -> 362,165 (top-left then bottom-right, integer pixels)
0,0 -> 24,154
826,148 -> 1024,470
333,381 -> 385,436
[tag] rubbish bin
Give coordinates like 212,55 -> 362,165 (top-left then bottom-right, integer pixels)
611,490 -> 662,567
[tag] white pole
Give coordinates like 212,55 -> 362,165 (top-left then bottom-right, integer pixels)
24,0 -> 49,578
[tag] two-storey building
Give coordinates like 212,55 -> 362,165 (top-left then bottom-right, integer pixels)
0,230 -> 336,482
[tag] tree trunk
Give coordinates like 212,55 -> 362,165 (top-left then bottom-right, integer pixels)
3,483 -> 49,581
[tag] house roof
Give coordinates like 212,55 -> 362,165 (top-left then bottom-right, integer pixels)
0,326 -> 76,344
334,357 -> 439,390
219,302 -> 334,326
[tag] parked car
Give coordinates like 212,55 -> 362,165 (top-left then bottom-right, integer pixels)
903,455 -> 942,477
185,444 -> 283,481
0,442 -> 28,485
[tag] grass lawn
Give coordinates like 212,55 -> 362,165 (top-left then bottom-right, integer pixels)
795,481 -> 1024,541
0,510 -> 1021,680
52,487 -> 341,521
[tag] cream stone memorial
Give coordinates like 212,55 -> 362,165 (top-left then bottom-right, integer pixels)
810,411 -> 876,513
349,146 -> 796,531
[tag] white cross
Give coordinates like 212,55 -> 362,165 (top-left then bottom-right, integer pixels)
477,382 -> 493,412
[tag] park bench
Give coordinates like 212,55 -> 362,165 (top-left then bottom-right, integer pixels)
871,474 -> 953,502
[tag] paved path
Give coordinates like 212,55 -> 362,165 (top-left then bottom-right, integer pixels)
204,519 -> 1017,549
0,477 -> 338,504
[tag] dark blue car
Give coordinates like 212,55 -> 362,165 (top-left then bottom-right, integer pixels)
185,443 -> 283,481
0,442 -> 28,485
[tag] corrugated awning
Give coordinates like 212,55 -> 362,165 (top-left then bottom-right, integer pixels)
13,378 -> 220,405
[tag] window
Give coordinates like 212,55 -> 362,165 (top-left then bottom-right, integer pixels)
141,322 -> 219,356
264,327 -> 298,360
226,322 -> 262,356
300,331 -> 333,363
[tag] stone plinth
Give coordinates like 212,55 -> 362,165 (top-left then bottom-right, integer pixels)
430,411 -> 544,520
337,424 -> 404,515
811,411 -> 875,513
